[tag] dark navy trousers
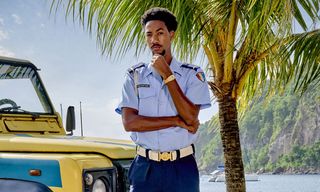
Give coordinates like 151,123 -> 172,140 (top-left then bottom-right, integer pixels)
128,155 -> 200,192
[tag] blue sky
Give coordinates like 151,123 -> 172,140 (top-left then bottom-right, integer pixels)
0,0 -> 217,139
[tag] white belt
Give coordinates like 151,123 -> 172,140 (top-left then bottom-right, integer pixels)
136,145 -> 194,162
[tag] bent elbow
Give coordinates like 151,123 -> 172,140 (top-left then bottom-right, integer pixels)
184,114 -> 199,126
185,118 -> 196,126
121,108 -> 139,132
123,120 -> 133,132
185,106 -> 200,125
122,118 -> 137,132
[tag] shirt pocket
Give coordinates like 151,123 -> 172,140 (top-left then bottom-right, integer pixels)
138,87 -> 157,116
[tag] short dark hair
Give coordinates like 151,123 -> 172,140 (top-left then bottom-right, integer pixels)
141,7 -> 178,32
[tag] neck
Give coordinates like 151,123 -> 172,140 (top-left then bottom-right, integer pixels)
164,52 -> 173,65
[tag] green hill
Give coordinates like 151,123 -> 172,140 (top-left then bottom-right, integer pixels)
196,86 -> 320,174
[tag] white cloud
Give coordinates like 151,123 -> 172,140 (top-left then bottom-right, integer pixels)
106,97 -> 121,111
0,46 -> 15,57
0,30 -> 8,41
0,18 -> 4,26
0,18 -> 8,41
12,14 -> 22,25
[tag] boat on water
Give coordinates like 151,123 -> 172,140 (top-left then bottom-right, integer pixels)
208,166 -> 259,182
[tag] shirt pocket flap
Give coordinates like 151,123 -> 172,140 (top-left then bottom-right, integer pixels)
138,87 -> 156,98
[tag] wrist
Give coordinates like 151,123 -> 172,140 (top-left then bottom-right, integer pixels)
162,69 -> 173,79
174,116 -> 182,127
164,74 -> 175,84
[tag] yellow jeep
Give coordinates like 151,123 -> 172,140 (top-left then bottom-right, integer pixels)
0,56 -> 135,192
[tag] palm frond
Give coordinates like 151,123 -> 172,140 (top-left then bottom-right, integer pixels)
286,29 -> 320,93
51,0 -> 320,112
237,29 -> 319,114
52,0 -> 209,62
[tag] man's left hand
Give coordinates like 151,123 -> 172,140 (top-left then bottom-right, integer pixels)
177,118 -> 200,134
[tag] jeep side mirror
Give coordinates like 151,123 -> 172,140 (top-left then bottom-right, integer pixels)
66,106 -> 75,135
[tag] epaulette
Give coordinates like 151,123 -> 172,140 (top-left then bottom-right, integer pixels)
181,63 -> 200,72
127,62 -> 146,74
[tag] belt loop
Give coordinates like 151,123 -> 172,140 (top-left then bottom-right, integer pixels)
176,149 -> 180,160
170,151 -> 174,161
145,148 -> 150,160
136,145 -> 139,158
191,144 -> 195,154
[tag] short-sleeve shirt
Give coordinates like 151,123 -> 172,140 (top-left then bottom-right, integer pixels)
117,57 -> 211,152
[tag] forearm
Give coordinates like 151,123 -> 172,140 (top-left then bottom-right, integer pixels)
151,54 -> 200,125
122,108 -> 181,132
165,76 -> 200,124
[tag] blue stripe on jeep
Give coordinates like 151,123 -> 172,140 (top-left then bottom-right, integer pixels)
0,158 -> 62,187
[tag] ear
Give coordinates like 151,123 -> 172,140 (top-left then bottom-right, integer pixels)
169,31 -> 175,41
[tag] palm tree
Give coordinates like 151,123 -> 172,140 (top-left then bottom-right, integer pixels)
52,0 -> 319,191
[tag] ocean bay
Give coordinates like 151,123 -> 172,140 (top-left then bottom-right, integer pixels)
200,175 -> 320,192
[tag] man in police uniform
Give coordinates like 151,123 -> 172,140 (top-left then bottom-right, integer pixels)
117,7 -> 211,192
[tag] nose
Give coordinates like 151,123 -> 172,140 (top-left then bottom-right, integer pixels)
151,34 -> 159,44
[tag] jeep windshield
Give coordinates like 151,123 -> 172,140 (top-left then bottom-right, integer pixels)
0,62 -> 53,115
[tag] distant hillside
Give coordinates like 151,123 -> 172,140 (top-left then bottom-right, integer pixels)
195,86 -> 320,174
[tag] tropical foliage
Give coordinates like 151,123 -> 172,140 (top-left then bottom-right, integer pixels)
52,0 -> 320,191
196,84 -> 320,173
277,142 -> 320,171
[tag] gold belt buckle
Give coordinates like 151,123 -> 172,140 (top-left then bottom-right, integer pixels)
159,151 -> 172,161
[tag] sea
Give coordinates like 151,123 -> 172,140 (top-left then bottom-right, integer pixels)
200,175 -> 320,192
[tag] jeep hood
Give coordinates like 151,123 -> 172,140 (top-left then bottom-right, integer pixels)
0,134 -> 136,159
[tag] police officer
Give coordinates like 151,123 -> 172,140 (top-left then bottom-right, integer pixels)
117,7 -> 211,192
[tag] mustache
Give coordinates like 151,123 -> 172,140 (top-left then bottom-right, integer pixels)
151,44 -> 162,48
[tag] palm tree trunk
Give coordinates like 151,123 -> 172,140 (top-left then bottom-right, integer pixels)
218,94 -> 246,192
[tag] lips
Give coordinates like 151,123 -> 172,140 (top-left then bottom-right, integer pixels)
151,45 -> 162,51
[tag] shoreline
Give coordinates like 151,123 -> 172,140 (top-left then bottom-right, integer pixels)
200,168 -> 320,176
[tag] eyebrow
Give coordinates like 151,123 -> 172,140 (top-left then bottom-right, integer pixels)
156,28 -> 164,32
146,27 -> 165,33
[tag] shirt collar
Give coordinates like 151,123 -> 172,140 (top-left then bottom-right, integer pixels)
170,57 -> 183,76
144,57 -> 182,78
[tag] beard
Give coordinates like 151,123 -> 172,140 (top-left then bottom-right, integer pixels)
152,49 -> 166,56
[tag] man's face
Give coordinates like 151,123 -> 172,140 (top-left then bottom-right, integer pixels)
144,20 -> 174,56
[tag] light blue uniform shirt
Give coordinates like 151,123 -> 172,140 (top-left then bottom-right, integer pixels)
117,58 -> 211,152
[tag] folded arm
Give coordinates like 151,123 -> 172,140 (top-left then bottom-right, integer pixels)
122,107 -> 198,133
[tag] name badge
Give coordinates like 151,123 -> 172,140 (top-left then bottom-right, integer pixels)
136,84 -> 150,88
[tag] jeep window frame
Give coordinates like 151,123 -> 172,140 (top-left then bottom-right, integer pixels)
0,57 -> 55,115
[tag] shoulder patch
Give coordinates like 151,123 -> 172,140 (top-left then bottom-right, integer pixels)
127,62 -> 146,74
196,72 -> 206,82
181,63 -> 200,72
